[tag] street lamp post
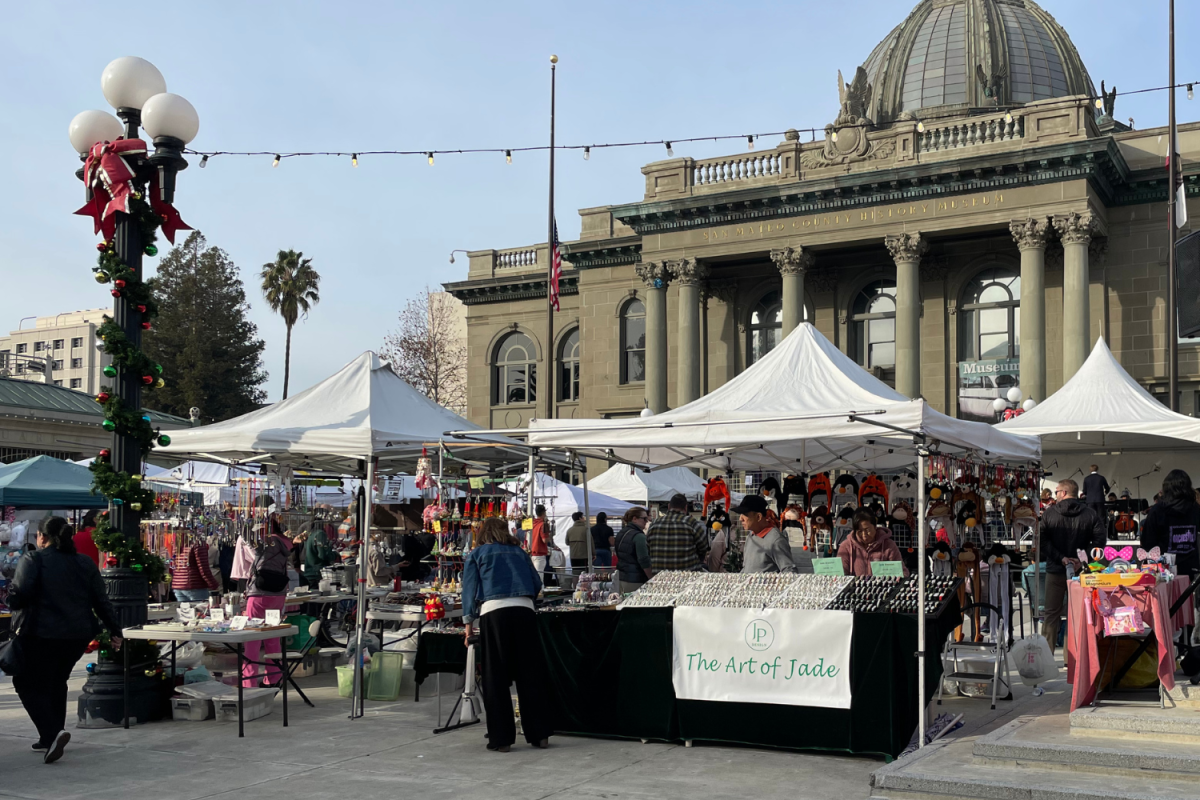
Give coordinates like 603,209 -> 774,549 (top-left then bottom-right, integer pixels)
992,387 -> 1036,422
70,56 -> 198,727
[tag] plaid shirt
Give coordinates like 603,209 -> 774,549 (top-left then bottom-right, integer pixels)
647,510 -> 709,571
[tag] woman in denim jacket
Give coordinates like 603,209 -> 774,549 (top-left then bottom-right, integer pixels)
463,517 -> 552,752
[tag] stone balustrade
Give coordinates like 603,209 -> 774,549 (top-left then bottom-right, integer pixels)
918,112 -> 1024,153
496,248 -> 539,269
692,153 -> 782,187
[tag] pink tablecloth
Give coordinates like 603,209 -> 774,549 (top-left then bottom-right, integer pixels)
1065,580 -> 1178,711
1167,575 -> 1195,629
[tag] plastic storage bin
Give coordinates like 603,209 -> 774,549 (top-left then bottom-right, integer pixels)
213,687 -> 276,722
366,652 -> 405,701
336,660 -> 377,698
171,696 -> 214,721
317,647 -> 343,673
286,651 -> 317,679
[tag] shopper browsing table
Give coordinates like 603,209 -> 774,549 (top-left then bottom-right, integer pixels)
615,507 -> 655,588
1040,479 -> 1107,653
564,512 -> 592,570
243,520 -> 292,688
647,493 -> 709,572
462,518 -> 552,753
529,505 -> 553,578
838,511 -> 908,577
1140,469 -> 1200,578
732,495 -> 798,573
172,536 -> 219,603
7,517 -> 122,764
591,512 -> 615,567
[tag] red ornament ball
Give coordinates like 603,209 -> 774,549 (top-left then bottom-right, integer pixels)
96,392 -> 110,403
141,375 -> 154,385
95,242 -> 107,252
137,304 -> 147,313
110,289 -> 121,298
114,279 -> 126,289
105,557 -> 118,567
141,321 -> 151,330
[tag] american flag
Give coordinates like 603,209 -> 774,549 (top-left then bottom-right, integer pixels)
550,219 -> 563,311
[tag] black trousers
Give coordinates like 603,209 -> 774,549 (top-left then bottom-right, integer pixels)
13,637 -> 89,745
479,607 -> 553,747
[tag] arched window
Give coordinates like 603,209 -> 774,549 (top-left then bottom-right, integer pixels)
959,268 -> 1020,360
850,280 -> 897,370
620,299 -> 646,384
748,291 -> 783,366
558,328 -> 580,402
492,332 -> 537,405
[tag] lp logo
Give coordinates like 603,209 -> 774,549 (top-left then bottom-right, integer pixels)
745,619 -> 774,651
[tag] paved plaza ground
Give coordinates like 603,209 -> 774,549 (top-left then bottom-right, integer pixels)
0,648 -> 1076,800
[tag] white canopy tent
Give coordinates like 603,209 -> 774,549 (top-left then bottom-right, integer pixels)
518,323 -> 1039,751
527,323 -> 1040,470
996,338 -> 1200,493
504,473 -> 632,551
586,464 -> 708,505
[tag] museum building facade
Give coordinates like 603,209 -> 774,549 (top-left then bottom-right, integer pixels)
446,0 -> 1200,431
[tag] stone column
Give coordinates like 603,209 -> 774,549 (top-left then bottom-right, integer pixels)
1054,212 -> 1099,382
634,262 -> 670,413
771,246 -> 815,335
885,233 -> 928,399
1010,218 -> 1051,403
668,258 -> 708,406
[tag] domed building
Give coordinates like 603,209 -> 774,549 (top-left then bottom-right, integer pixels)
447,0 -> 1197,445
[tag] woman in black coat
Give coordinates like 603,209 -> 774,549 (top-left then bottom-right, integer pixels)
7,516 -> 122,764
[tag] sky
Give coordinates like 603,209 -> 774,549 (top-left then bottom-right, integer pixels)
1,0 -> 1197,402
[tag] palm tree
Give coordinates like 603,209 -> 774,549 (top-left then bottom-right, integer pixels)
260,249 -> 321,399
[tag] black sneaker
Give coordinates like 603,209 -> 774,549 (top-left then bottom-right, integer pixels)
44,731 -> 69,764
31,742 -> 49,752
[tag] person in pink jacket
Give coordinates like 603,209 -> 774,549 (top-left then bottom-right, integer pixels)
838,510 -> 909,577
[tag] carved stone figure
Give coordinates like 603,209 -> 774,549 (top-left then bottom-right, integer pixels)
836,67 -> 873,127
975,63 -> 1008,102
1100,80 -> 1117,120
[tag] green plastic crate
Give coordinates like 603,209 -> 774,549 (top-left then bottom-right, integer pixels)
366,652 -> 405,701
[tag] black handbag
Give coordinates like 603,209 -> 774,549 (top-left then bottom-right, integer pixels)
0,557 -> 39,676
250,551 -> 289,593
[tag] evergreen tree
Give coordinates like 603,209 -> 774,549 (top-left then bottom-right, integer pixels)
143,232 -> 268,422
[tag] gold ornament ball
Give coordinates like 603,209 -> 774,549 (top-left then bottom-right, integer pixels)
965,517 -> 977,528
131,502 -> 142,511
550,54 -> 559,63
929,487 -> 942,500
155,378 -> 165,389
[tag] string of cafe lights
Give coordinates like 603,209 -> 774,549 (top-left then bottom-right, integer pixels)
186,79 -> 1198,169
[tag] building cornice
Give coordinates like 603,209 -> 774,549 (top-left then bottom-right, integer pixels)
560,235 -> 642,270
443,272 -> 580,306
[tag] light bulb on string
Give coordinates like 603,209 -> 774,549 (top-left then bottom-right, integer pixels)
199,155 -> 208,168
505,149 -> 512,164
583,146 -> 590,161
1190,84 -> 1195,101
1004,112 -> 1013,124
272,154 -> 280,168
746,135 -> 755,151
665,141 -> 673,157
427,152 -> 434,166
351,153 -> 358,167
917,121 -> 925,133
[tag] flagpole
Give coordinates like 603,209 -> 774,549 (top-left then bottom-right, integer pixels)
545,54 -> 558,423
1168,0 -> 1179,411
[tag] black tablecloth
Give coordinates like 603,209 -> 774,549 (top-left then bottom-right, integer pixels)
535,604 -> 958,760
413,631 -> 468,686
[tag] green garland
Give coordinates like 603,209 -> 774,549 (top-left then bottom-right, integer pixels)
87,195 -> 170,582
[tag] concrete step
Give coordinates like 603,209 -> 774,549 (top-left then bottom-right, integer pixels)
872,737 -> 1200,800
975,715 -> 1200,781
1070,705 -> 1200,744
1162,679 -> 1200,710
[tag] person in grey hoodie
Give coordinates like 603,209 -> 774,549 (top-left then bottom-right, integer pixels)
732,495 -> 797,573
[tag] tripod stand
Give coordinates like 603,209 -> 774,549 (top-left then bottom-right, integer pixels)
434,639 -> 482,734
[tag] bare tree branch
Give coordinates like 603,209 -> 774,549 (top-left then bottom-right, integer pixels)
382,288 -> 467,415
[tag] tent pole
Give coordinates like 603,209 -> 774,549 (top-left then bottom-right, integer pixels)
1032,472 -> 1042,637
577,450 -> 591,572
438,439 -> 445,586
351,475 -> 367,719
917,450 -> 927,749
528,449 -> 538,524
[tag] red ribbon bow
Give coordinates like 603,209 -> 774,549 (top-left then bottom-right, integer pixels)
75,137 -> 191,244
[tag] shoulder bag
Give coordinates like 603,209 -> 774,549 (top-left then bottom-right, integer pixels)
0,555 -> 39,676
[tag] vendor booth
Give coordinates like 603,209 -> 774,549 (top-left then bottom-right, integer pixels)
503,472 -> 632,551
454,323 -> 1042,756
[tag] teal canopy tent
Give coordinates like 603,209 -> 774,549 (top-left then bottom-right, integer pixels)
0,455 -> 107,509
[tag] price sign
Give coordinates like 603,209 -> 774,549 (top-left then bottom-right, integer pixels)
469,477 -> 485,490
230,616 -> 249,631
209,608 -> 225,623
264,609 -> 282,626
812,558 -> 845,576
433,520 -> 442,533
870,561 -> 905,577
521,518 -> 534,530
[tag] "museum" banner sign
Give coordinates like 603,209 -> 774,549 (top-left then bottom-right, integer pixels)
671,607 -> 853,709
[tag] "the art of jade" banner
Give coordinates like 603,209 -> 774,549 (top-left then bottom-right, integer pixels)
671,607 -> 853,709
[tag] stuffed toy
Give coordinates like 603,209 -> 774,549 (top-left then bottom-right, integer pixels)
889,501 -> 915,551
930,541 -> 954,577
807,473 -> 832,511
810,505 -> 833,556
703,477 -> 732,516
890,472 -> 918,507
760,476 -> 782,513
781,475 -> 808,510
859,474 -> 889,509
832,474 -> 859,511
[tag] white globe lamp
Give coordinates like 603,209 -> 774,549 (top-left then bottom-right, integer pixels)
101,57 -> 167,111
68,110 -> 123,155
141,93 -> 199,144
1023,398 -> 1037,412
1006,386 -> 1023,404
992,397 -> 1008,413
